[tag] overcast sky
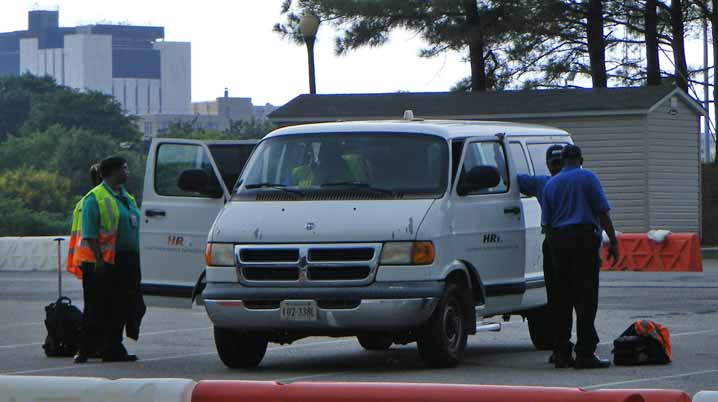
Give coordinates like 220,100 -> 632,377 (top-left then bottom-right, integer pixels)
1,0 -> 710,108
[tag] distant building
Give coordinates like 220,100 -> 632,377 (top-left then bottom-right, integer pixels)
0,10 -> 191,115
140,90 -> 279,137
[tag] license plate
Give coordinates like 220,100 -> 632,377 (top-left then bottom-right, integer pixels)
280,300 -> 318,321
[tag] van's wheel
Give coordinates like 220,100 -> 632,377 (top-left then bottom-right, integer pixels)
417,281 -> 468,368
357,335 -> 393,351
213,327 -> 268,369
526,307 -> 555,351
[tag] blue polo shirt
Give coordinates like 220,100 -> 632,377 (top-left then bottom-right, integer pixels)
517,174 -> 551,205
541,166 -> 611,230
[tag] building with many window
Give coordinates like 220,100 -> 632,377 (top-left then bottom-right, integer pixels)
0,10 -> 190,115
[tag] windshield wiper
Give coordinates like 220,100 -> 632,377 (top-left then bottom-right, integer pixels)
244,183 -> 302,194
320,182 -> 396,196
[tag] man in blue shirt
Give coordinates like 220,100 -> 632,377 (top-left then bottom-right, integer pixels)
517,144 -> 564,362
542,145 -> 619,369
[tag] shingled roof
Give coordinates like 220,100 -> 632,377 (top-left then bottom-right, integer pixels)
269,86 -> 703,123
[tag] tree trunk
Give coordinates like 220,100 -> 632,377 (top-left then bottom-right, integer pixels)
645,0 -> 661,85
586,0 -> 607,88
671,0 -> 689,92
465,0 -> 487,91
712,0 -> 718,163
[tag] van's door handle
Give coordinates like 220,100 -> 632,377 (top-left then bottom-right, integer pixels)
145,209 -> 166,217
503,206 -> 521,215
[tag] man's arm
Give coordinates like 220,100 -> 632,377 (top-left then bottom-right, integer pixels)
598,212 -> 619,266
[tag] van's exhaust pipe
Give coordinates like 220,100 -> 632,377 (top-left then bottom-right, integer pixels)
476,322 -> 501,332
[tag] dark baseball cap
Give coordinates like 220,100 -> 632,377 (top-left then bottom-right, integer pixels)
546,144 -> 564,163
561,144 -> 582,160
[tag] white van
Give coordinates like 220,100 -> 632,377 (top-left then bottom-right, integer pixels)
140,119 -> 572,369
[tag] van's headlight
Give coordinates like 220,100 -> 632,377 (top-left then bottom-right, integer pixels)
205,243 -> 235,266
380,241 -> 435,265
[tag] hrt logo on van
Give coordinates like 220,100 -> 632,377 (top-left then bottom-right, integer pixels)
482,233 -> 502,244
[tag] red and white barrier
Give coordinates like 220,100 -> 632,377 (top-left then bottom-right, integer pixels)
0,376 -> 701,402
0,376 -> 195,402
0,236 -> 69,272
191,381 -> 691,402
600,232 -> 703,272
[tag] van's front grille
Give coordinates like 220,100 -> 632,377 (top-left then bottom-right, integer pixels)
308,266 -> 371,280
309,248 -> 374,262
240,248 -> 299,263
242,266 -> 298,281
236,244 -> 381,287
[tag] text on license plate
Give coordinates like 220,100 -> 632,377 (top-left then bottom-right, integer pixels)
280,301 -> 318,321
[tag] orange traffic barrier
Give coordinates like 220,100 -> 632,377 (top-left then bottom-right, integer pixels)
600,233 -> 702,272
190,380 -> 690,402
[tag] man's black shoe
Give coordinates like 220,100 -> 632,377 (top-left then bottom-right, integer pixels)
102,354 -> 138,362
574,354 -> 611,369
73,353 -> 88,364
554,354 -> 574,368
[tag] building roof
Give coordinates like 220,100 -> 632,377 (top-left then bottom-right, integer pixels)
269,86 -> 704,123
265,120 -> 571,141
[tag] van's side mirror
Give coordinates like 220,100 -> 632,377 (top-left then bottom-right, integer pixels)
458,165 -> 501,195
177,169 -> 223,198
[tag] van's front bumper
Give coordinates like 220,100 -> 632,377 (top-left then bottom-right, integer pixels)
202,281 -> 443,331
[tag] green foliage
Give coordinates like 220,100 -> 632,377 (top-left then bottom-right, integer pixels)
0,194 -> 70,236
0,168 -> 75,214
0,75 -> 146,235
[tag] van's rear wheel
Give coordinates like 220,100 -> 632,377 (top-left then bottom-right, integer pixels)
526,307 -> 556,351
417,281 -> 468,368
213,327 -> 268,369
357,335 -> 393,351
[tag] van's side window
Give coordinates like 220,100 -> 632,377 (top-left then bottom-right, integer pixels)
509,142 -> 531,175
527,143 -> 568,176
459,141 -> 509,195
155,143 -> 218,197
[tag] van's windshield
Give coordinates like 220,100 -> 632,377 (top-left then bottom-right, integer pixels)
236,133 -> 449,199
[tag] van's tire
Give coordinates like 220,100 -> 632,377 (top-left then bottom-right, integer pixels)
213,327 -> 268,369
526,307 -> 556,351
417,281 -> 468,368
357,335 -> 393,351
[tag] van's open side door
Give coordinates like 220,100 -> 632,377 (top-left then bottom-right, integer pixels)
140,138 -> 256,308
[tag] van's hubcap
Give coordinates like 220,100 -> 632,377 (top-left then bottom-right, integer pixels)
443,298 -> 462,350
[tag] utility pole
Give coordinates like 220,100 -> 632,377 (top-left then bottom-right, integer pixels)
705,17 -> 712,163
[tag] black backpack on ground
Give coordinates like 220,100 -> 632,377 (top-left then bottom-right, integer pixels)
42,296 -> 83,357
612,321 -> 671,366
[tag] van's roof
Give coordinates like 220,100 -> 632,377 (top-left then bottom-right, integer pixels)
265,120 -> 570,140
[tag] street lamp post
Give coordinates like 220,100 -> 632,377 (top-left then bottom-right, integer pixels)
300,14 -> 320,95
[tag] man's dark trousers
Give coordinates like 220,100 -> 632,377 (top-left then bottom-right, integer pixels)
542,238 -> 559,349
547,225 -> 601,358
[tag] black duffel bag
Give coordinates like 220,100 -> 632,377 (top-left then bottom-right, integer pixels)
42,296 -> 83,357
612,320 -> 671,366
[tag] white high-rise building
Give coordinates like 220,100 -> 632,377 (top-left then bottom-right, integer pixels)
1,10 -> 191,116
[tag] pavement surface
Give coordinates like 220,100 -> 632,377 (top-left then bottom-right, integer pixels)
1,262 -> 717,395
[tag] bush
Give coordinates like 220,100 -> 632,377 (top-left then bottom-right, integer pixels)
0,168 -> 75,214
0,195 -> 70,236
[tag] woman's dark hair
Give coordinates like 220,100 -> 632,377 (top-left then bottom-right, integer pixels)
100,156 -> 127,178
89,163 -> 102,186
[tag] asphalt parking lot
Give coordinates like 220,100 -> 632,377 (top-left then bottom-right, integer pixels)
1,262 -> 717,395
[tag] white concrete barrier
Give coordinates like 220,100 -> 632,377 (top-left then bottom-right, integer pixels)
0,376 -> 196,402
0,375 -> 108,402
695,392 -> 718,402
0,236 -> 69,272
87,378 -> 196,402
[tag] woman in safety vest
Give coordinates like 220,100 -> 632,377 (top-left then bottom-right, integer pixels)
69,156 -> 143,363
